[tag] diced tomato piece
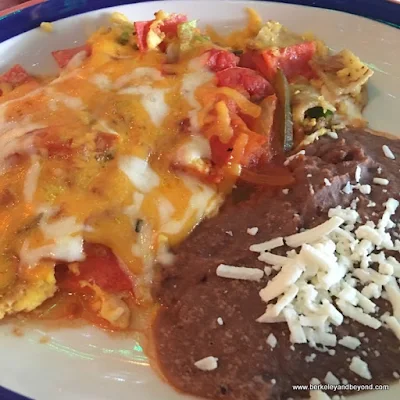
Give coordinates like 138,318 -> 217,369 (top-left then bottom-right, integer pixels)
209,128 -> 267,178
216,67 -> 274,101
206,49 -> 239,72
238,51 -> 257,70
161,13 -> 187,35
57,243 -> 133,293
0,64 -> 31,87
210,135 -> 235,166
51,44 -> 91,69
33,127 -> 73,158
258,42 -> 317,82
134,21 -> 152,52
135,14 -> 187,52
0,79 -> 40,102
241,131 -> 268,167
95,132 -> 118,153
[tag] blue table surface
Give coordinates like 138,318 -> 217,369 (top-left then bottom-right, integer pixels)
0,0 -> 399,399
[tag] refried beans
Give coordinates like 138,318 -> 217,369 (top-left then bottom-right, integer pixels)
152,129 -> 400,400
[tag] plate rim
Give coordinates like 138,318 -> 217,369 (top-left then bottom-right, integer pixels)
0,0 -> 399,43
0,1 -> 399,399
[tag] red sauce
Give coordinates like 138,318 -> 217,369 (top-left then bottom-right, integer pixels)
28,243 -> 136,331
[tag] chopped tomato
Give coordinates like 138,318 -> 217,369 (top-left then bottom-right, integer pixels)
0,79 -> 40,103
256,42 -> 316,82
210,135 -> 235,167
52,44 -> 91,68
95,132 -> 118,153
134,21 -> 152,52
210,130 -> 266,169
135,14 -> 187,52
230,133 -> 249,167
161,13 -> 188,35
34,128 -> 73,158
0,64 -> 31,87
216,67 -> 274,101
206,49 -> 239,72
238,50 -> 257,70
56,243 -> 132,293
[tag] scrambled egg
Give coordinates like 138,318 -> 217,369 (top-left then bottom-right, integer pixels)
0,269 -> 56,319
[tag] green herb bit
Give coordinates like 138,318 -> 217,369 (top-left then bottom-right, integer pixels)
305,106 -> 333,119
117,31 -> 130,45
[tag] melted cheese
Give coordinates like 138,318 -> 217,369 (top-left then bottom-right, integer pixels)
23,157 -> 41,203
114,67 -> 163,89
90,74 -> 112,91
46,88 -> 84,110
157,196 -> 175,225
175,135 -> 211,165
20,236 -> 85,267
40,215 -> 83,239
161,174 -> 218,235
181,55 -> 215,130
65,50 -> 88,70
118,156 -> 160,193
118,86 -> 169,126
0,24 -> 234,318
0,122 -> 44,174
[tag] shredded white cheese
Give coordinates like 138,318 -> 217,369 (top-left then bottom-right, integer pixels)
119,156 -> 160,193
382,145 -> 395,160
338,336 -> 361,350
359,184 -> 371,195
349,356 -> 372,380
20,236 -> 85,267
342,181 -> 353,194
355,166 -> 361,182
285,216 -> 344,247
324,178 -> 331,186
118,86 -> 169,126
194,356 -> 218,371
23,157 -> 41,203
373,177 -> 389,186
219,178 -> 400,356
216,264 -> 264,282
327,131 -> 339,140
259,262 -> 303,303
258,252 -> 288,266
266,333 -> 278,348
336,300 -> 381,329
324,371 -> 340,385
250,237 -> 284,253
247,227 -> 259,236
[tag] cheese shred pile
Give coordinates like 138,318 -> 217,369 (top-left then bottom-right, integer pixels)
252,196 -> 400,353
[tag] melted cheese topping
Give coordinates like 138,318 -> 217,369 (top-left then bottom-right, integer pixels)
0,26 -> 232,312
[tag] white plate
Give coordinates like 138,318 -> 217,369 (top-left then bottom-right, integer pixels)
0,1 -> 399,399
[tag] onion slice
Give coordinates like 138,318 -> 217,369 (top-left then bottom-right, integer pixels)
240,167 -> 294,186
